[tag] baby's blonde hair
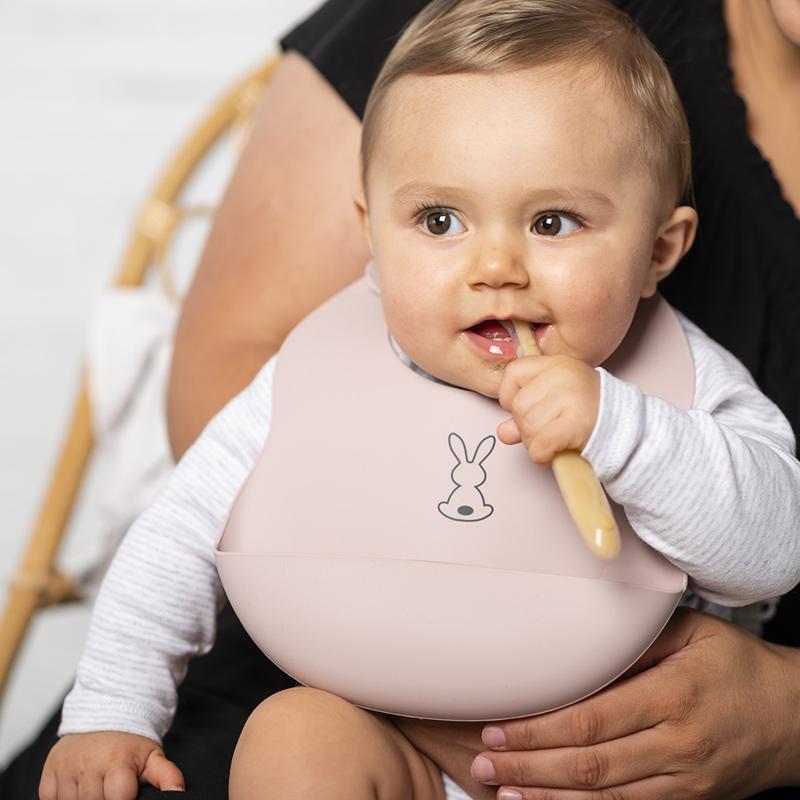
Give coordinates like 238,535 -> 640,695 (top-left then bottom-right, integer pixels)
361,0 -> 692,209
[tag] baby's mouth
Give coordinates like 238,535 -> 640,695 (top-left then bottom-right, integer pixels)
470,320 -> 515,341
464,319 -> 548,358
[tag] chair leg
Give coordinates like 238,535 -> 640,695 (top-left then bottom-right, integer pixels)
0,382 -> 92,701
0,55 -> 282,709
0,576 -> 80,700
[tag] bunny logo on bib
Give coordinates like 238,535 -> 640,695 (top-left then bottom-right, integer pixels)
438,432 -> 496,522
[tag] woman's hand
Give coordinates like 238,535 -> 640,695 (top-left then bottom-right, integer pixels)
40,731 -> 184,800
470,608 -> 800,799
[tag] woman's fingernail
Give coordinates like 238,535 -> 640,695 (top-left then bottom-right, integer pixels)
471,755 -> 496,783
482,726 -> 506,748
498,791 -> 523,800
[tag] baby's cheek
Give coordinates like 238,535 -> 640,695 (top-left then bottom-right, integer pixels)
579,313 -> 635,365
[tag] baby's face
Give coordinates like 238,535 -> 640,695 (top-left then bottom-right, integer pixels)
362,65 -> 671,398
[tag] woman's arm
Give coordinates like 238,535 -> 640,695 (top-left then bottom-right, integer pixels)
167,51 -> 370,458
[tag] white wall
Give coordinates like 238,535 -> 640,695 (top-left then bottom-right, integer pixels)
0,0 -> 321,767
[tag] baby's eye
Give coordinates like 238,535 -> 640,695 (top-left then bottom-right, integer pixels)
531,213 -> 581,237
422,210 -> 465,237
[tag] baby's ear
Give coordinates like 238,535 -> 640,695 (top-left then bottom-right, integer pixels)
641,205 -> 698,298
354,191 -> 373,251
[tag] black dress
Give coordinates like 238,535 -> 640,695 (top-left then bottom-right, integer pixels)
3,1 -> 797,797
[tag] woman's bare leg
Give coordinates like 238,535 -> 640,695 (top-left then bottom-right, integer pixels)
229,687 -> 446,800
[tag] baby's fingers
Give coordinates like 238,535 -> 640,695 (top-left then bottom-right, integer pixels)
103,767 -> 140,800
498,356 -> 550,412
77,774 -> 105,800
38,758 -> 79,800
497,417 -> 521,444
38,767 -> 59,800
525,413 -> 577,464
56,777 -> 78,800
141,750 -> 185,792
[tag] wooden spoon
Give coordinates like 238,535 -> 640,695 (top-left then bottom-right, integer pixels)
511,320 -> 621,560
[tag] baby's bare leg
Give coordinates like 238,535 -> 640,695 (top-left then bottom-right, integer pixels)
390,716 -> 497,800
229,687 -> 446,800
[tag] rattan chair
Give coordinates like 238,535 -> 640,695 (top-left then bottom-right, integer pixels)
0,54 -> 282,706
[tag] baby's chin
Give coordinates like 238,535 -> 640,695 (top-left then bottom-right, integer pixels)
398,339 -> 510,398
466,369 -> 506,399
429,360 -> 509,400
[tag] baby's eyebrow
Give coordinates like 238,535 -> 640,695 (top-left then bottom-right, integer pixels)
392,182 -> 466,203
524,186 -> 614,208
391,181 -> 614,209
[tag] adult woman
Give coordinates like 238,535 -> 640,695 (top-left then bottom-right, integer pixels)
165,1 -> 800,797
170,3 -> 800,793
3,1 -> 799,797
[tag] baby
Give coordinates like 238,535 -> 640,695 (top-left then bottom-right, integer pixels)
42,1 -> 800,799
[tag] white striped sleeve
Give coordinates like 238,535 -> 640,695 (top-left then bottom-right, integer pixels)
58,356 -> 277,743
583,314 -> 800,606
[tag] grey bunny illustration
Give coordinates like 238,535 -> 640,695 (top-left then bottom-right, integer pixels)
438,432 -> 496,522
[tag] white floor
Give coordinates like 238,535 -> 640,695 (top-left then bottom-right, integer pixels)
0,0 -> 320,767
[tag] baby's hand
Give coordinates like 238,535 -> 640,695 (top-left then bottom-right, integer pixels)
40,731 -> 184,800
496,354 -> 600,463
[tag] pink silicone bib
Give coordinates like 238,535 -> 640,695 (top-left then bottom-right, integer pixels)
216,273 -> 692,720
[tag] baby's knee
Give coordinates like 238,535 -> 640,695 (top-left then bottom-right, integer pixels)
231,687 -> 396,797
238,686 -> 365,748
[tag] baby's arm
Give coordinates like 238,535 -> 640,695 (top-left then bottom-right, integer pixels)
582,314 -> 800,606
41,356 -> 277,797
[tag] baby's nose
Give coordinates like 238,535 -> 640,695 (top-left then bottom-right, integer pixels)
467,238 -> 528,289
